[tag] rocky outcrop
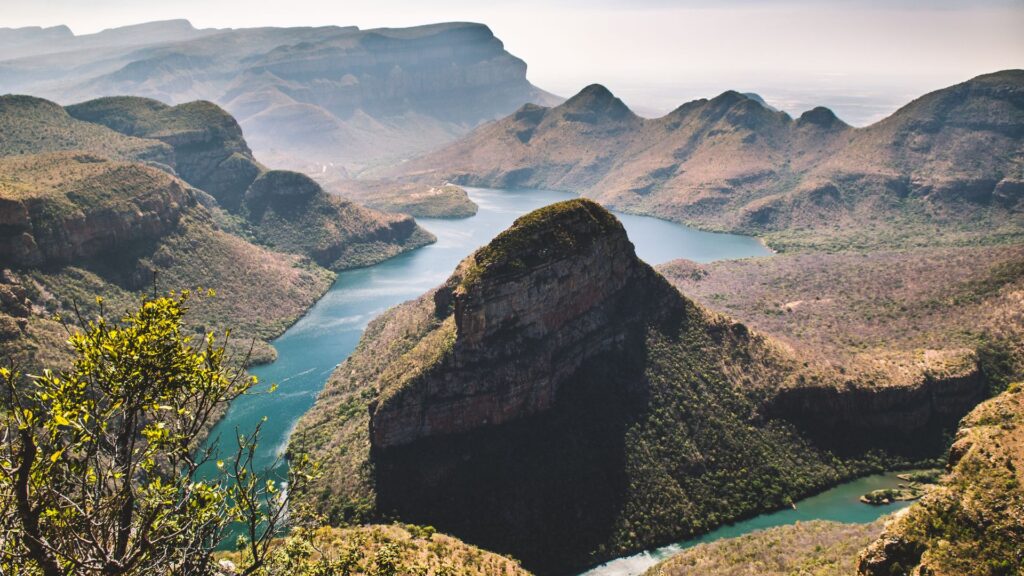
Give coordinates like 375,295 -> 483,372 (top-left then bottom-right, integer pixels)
240,169 -> 435,270
370,200 -> 653,447
0,153 -> 194,268
0,273 -> 31,341
857,386 -> 1024,576
294,200 -> 955,575
765,370 -> 986,456
60,96 -> 437,268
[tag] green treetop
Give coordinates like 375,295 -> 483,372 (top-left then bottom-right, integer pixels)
0,292 -> 314,575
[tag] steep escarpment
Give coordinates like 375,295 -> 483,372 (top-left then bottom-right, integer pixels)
369,199 -> 650,448
660,244 -> 1024,453
243,170 -> 434,269
62,96 -> 435,269
0,152 -> 334,368
0,153 -> 192,268
399,70 -> 1024,251
0,21 -> 559,175
290,200 -> 968,574
857,385 -> 1024,576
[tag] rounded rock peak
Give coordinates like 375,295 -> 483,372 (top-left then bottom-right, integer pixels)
576,84 -> 615,100
797,106 -> 846,129
561,84 -> 634,117
246,169 -> 321,199
465,198 -> 630,284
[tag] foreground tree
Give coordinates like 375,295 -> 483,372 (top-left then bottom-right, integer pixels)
0,292 -> 313,575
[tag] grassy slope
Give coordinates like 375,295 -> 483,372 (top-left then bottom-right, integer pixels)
858,385 -> 1024,576
659,244 -> 1024,389
219,523 -> 532,576
0,135 -> 335,369
646,519 -> 887,576
328,180 -> 479,219
244,171 -> 436,270
2,207 -> 334,368
67,97 -> 249,149
0,151 -> 185,216
0,95 -> 172,163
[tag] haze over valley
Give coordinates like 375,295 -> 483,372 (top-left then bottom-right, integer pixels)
0,2 -> 1021,576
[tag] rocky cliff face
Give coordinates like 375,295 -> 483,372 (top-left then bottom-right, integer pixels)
0,92 -> 432,371
370,200 -> 652,447
765,372 -> 986,456
61,96 -> 435,269
857,385 -> 1024,576
291,200 -> 978,575
0,153 -> 194,268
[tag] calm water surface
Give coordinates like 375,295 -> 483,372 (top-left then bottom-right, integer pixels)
200,187 -> 771,478
577,472 -> 914,576
200,188 -> 903,565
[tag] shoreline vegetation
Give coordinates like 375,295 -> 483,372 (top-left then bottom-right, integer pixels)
858,470 -> 942,506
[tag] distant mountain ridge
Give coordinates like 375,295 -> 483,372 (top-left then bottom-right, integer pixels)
0,19 -> 560,177
398,70 -> 1024,251
0,20 -> 214,59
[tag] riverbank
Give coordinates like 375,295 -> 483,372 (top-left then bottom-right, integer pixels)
577,472 -> 920,576
198,187 -> 772,486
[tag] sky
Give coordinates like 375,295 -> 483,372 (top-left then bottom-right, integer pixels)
3,0 -> 1023,124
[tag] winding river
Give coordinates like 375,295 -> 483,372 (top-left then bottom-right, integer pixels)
201,187 -> 905,572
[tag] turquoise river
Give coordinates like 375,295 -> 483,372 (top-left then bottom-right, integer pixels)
201,187 -> 911,574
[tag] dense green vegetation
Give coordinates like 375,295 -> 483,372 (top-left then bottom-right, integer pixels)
0,294 -> 313,575
0,96 -> 171,163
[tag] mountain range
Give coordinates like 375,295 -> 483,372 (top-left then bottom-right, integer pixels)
397,70 -> 1024,251
0,94 -> 431,367
3,17 -> 1021,576
0,20 -> 559,177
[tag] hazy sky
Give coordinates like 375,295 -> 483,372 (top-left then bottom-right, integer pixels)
3,0 -> 1023,123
